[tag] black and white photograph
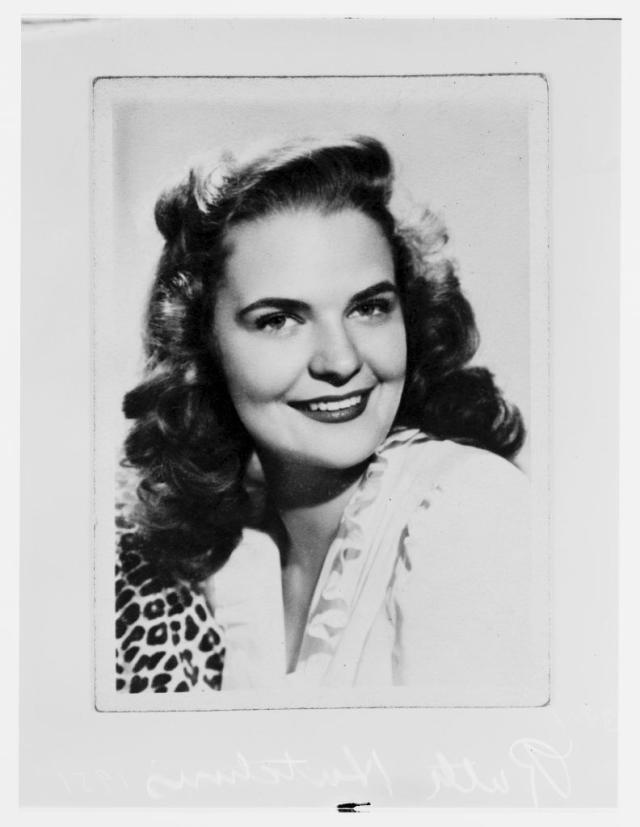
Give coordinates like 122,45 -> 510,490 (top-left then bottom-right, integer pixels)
20,16 -> 620,810
93,74 -> 550,709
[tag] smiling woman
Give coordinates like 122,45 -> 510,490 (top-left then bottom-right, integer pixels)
214,209 -> 406,472
115,135 -> 543,701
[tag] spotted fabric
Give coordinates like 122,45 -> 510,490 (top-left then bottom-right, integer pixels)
115,469 -> 225,693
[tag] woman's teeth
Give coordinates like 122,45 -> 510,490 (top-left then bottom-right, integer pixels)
308,395 -> 362,412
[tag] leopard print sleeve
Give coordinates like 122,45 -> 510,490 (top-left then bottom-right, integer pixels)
115,467 -> 225,693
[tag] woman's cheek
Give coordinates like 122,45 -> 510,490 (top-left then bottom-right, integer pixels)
360,322 -> 407,381
225,338 -> 303,403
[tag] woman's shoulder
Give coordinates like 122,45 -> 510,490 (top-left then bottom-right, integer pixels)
425,438 -> 527,497
115,467 -> 225,693
386,435 -> 544,703
116,554 -> 225,693
377,431 -> 530,588
407,435 -> 527,535
385,433 -> 531,620
381,428 -> 527,503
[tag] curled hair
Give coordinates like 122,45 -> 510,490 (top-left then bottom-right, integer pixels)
122,135 -> 525,582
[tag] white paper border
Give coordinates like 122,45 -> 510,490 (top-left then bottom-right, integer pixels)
21,17 -> 618,808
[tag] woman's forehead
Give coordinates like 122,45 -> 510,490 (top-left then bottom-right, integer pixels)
222,207 -> 394,302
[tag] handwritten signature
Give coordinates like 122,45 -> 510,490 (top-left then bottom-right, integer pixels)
424,737 -> 572,806
146,745 -> 392,799
56,737 -> 572,806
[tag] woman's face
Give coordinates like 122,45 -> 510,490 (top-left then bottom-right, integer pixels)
212,207 -> 407,470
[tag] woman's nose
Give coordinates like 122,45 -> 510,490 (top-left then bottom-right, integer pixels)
308,321 -> 362,386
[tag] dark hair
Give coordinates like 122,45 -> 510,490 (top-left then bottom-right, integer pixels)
122,135 -> 525,582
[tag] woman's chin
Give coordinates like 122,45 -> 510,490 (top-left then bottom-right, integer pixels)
275,438 -> 383,472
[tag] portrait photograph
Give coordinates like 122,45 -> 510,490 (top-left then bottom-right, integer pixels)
92,72 -> 550,711
20,16 -> 619,810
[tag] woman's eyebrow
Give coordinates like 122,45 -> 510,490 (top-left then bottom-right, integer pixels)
349,281 -> 398,304
237,281 -> 398,320
237,297 -> 311,319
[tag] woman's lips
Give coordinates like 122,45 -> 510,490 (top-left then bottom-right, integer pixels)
288,388 -> 373,423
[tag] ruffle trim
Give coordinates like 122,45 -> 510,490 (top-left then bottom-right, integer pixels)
299,428 -> 426,660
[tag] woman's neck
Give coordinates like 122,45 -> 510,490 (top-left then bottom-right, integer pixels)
257,455 -> 369,674
259,454 -> 368,570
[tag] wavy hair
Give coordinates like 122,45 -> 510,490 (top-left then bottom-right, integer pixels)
122,135 -> 525,582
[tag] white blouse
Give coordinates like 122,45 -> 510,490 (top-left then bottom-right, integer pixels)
203,429 -> 548,705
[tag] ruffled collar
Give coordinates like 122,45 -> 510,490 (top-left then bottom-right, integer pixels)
293,427 -> 428,674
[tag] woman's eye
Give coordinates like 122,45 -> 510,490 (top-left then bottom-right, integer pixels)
349,298 -> 395,319
254,313 -> 300,334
